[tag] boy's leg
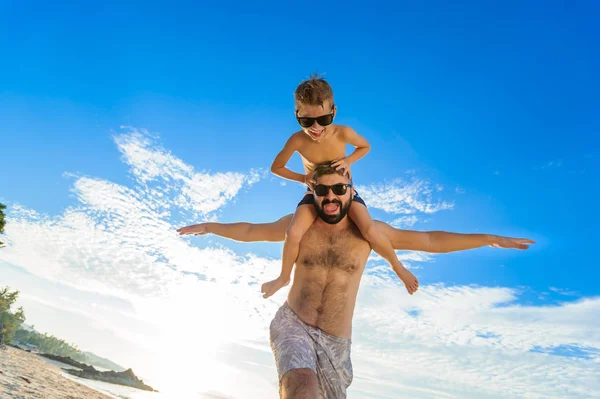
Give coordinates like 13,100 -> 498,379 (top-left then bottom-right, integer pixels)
349,203 -> 419,295
261,203 -> 317,299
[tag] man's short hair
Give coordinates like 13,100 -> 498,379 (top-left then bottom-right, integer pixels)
313,162 -> 351,182
294,72 -> 334,107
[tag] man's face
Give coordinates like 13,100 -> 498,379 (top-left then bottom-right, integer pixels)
312,172 -> 353,224
295,100 -> 336,143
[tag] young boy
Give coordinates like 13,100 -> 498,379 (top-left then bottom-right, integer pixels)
261,74 -> 419,298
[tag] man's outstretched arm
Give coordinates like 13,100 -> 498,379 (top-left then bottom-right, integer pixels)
374,221 -> 534,252
177,215 -> 293,242
178,216 -> 534,251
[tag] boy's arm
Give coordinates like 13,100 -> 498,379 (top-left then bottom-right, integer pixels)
374,221 -> 535,252
271,134 -> 306,185
332,127 -> 371,175
343,127 -> 371,164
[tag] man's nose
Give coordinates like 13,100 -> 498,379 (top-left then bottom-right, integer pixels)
324,188 -> 337,200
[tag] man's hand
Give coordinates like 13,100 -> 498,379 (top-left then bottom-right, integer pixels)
331,158 -> 351,178
489,236 -> 535,250
177,223 -> 209,236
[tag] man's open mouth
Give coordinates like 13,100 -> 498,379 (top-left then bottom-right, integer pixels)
323,203 -> 340,214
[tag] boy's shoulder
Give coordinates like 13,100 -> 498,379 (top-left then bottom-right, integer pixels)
288,130 -> 306,143
287,125 -> 355,143
333,124 -> 355,140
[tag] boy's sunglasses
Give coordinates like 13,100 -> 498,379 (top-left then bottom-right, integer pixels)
314,183 -> 352,196
296,105 -> 335,128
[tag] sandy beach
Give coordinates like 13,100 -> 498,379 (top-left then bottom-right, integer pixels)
0,346 -> 112,399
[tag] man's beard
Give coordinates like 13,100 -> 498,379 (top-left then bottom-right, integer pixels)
314,198 -> 352,224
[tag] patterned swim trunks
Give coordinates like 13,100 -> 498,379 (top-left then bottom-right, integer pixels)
269,302 -> 353,398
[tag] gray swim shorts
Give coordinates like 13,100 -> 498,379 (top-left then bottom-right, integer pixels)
269,302 -> 353,398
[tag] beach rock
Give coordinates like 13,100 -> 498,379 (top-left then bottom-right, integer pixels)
63,368 -> 157,392
38,353 -> 157,392
39,353 -> 95,372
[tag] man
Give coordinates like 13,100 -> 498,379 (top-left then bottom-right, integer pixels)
178,164 -> 534,398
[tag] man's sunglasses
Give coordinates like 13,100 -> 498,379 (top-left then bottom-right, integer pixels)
296,106 -> 335,128
314,183 -> 352,196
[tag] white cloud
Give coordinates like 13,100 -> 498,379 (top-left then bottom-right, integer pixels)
535,160 -> 564,170
0,129 -> 267,299
549,286 -> 579,296
356,178 -> 454,214
114,127 -> 262,216
350,283 -> 600,398
389,215 -> 419,228
0,128 -> 597,398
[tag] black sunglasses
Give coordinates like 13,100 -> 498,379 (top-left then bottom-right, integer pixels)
296,105 -> 335,128
314,183 -> 352,196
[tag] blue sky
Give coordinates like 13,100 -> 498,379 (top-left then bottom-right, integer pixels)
1,1 -> 599,398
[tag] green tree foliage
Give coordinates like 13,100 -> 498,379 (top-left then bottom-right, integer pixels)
0,287 -> 26,344
13,326 -> 124,369
13,328 -> 81,357
0,203 -> 6,247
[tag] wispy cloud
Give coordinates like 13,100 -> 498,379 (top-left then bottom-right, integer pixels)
351,283 -> 600,398
389,215 -> 419,228
1,128 -> 597,398
357,178 -> 454,214
534,159 -> 563,171
1,128 -> 269,299
549,286 -> 579,296
114,127 -> 263,217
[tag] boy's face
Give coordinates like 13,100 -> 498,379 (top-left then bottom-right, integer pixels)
295,100 -> 337,142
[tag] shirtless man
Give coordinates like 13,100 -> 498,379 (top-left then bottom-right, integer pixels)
178,163 -> 534,398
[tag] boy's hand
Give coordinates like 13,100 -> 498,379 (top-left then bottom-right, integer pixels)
332,158 -> 351,178
177,223 -> 209,236
304,171 -> 316,189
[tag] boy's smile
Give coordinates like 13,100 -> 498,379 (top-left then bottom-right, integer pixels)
296,101 -> 336,142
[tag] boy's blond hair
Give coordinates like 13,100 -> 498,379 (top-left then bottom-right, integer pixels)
294,72 -> 334,107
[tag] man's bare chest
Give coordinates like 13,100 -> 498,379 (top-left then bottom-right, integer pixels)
298,225 -> 369,275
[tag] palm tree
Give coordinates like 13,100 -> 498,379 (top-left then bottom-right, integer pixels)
0,203 -> 6,247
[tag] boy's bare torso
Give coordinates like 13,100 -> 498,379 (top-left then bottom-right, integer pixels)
293,124 -> 348,174
286,217 -> 371,338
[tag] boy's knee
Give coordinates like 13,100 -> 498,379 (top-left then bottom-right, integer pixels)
286,224 -> 308,243
362,223 -> 379,242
